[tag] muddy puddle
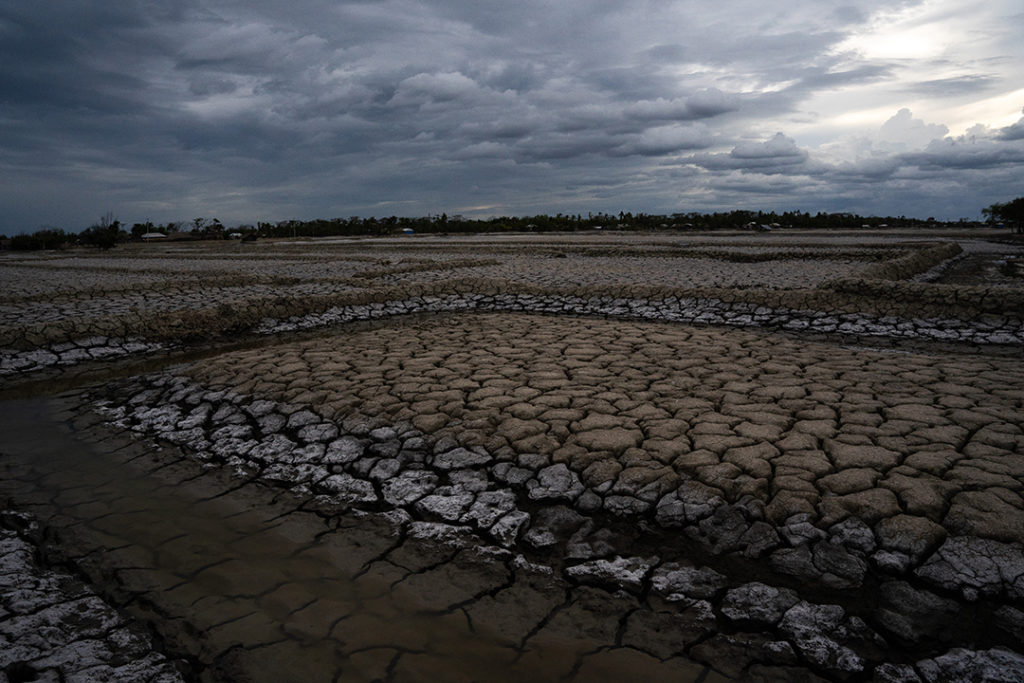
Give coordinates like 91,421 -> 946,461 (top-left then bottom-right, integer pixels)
0,395 -> 723,682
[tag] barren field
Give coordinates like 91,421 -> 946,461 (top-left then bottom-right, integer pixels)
1,230 -> 1023,682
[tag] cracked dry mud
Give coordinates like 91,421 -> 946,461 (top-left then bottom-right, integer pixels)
178,312 -> 1024,546
1,232 -> 1023,682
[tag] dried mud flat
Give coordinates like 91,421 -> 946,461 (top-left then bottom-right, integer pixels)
1,230 -> 1023,682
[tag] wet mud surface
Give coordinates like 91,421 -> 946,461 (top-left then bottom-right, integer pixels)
1,397 -> 723,682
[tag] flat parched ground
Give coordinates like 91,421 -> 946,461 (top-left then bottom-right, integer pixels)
0,252 -> 857,327
184,313 -> 1024,545
2,230 -> 1024,682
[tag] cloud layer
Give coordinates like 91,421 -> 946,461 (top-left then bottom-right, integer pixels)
1,0 -> 1023,231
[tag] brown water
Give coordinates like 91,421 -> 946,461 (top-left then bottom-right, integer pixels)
0,395 -> 724,682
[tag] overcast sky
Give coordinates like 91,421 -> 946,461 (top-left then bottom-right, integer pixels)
2,0 -> 1023,232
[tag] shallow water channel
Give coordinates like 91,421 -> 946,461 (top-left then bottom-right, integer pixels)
0,395 -> 723,682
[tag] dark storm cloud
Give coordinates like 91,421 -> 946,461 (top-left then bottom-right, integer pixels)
902,137 -> 1024,170
1,0 -> 1023,231
998,110 -> 1024,140
672,122 -> 1024,218
685,134 -> 812,173
908,75 -> 996,96
0,5 -> 157,114
625,90 -> 740,122
796,64 -> 892,89
693,127 -> 1024,181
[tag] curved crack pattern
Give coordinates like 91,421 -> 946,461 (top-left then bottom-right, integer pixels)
2,234 -> 1022,682
66,309 -> 1024,680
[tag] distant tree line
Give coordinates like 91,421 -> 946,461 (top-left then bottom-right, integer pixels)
6,213 -> 125,251
253,209 -> 966,238
2,215 -> 232,251
983,198 -> 1024,233
2,204 -> 1015,251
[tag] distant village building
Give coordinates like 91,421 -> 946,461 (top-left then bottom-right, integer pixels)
140,232 -> 166,241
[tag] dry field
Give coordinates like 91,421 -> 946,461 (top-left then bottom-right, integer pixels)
1,230 -> 1023,682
